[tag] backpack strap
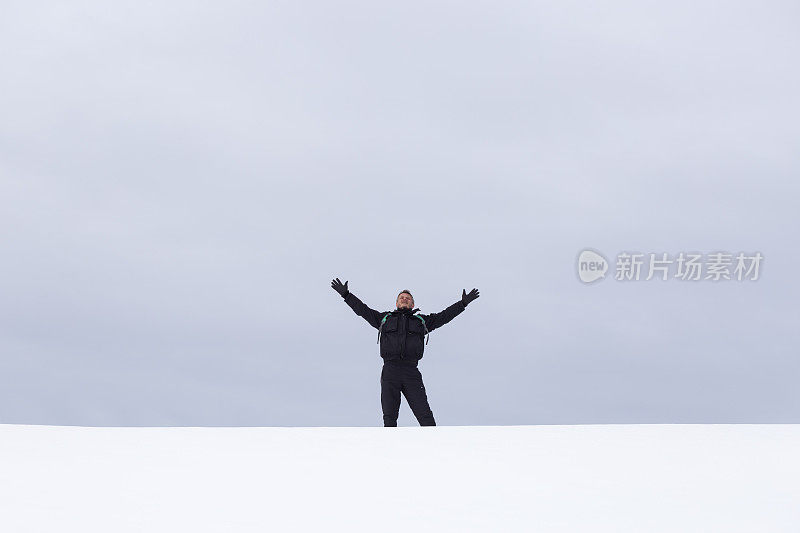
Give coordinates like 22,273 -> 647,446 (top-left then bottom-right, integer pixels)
413,314 -> 430,345
377,312 -> 392,344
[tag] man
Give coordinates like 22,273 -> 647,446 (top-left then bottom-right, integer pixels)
331,278 -> 479,427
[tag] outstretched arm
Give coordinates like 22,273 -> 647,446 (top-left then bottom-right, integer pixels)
422,288 -> 480,332
331,277 -> 385,329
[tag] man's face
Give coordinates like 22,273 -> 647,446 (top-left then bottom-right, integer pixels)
396,292 -> 414,309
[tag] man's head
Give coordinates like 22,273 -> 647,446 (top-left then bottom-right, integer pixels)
396,290 -> 414,310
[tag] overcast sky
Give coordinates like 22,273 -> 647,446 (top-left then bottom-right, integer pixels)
1,0 -> 798,426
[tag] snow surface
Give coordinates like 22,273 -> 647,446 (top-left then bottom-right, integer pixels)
1,424 -> 798,532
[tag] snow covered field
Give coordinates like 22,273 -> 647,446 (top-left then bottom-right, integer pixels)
1,424 -> 798,532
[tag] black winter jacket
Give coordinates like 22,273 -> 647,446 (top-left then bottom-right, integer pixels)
342,292 -> 467,362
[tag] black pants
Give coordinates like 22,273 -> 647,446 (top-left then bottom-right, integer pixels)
380,360 -> 436,427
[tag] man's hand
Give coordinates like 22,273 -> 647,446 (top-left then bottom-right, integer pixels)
332,277 -> 349,298
462,288 -> 480,306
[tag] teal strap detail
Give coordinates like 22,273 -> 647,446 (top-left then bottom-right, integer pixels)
377,312 -> 390,344
413,313 -> 429,345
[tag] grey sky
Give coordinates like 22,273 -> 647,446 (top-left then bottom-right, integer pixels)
1,1 -> 798,426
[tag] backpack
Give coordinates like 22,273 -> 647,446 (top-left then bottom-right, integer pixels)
377,312 -> 429,345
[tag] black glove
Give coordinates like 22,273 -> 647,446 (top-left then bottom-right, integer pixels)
331,278 -> 349,298
462,288 -> 479,306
